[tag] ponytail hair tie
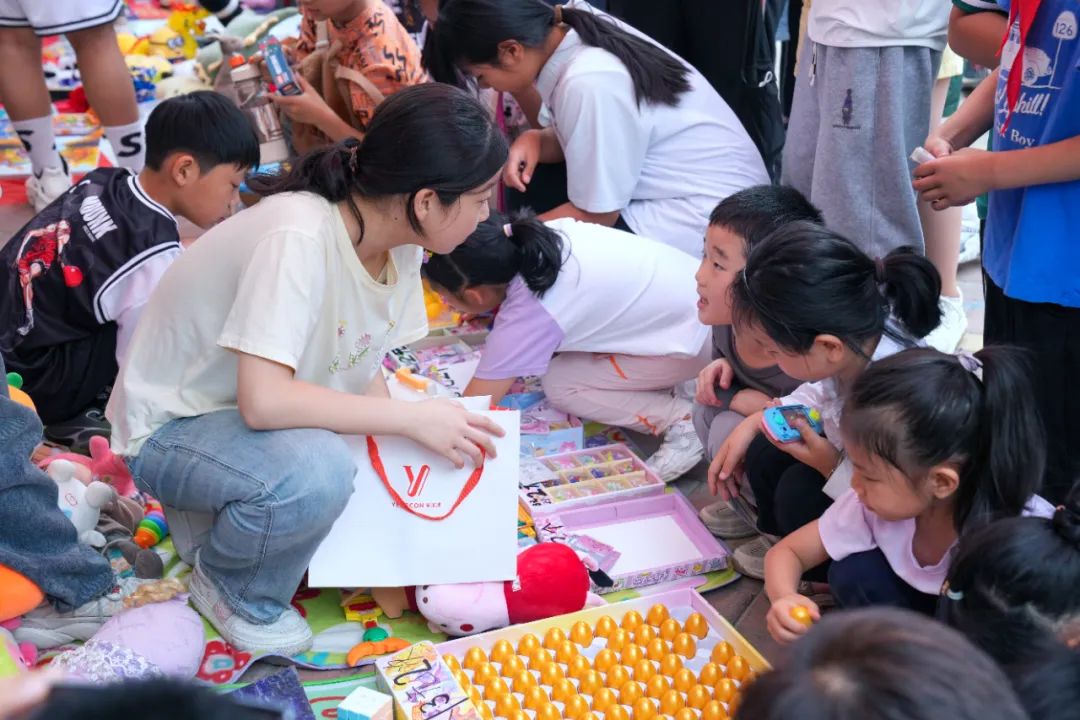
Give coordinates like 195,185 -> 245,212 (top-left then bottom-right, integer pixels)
956,350 -> 984,383
503,223 -> 514,238
874,257 -> 886,284
553,4 -> 564,24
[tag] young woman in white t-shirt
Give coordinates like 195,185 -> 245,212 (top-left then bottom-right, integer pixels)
422,0 -> 768,257
105,84 -> 509,656
423,211 -> 710,482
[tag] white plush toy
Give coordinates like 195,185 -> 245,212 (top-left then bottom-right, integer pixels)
48,459 -> 116,548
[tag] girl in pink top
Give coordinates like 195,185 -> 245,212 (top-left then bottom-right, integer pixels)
763,346 -> 1054,644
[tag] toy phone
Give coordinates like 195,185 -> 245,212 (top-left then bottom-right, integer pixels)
260,37 -> 302,96
762,405 -> 825,443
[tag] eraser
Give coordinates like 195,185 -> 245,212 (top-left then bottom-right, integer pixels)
910,146 -> 936,164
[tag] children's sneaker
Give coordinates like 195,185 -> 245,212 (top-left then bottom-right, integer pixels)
646,416 -> 705,483
43,405 -> 110,454
699,501 -> 758,539
14,575 -> 153,649
25,160 -> 72,212
731,535 -> 776,580
925,291 -> 967,353
187,561 -> 313,657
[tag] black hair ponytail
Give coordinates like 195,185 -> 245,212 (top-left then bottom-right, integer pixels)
247,83 -> 507,243
424,0 -> 690,107
731,222 -> 942,354
842,346 -> 1045,532
423,210 -> 565,296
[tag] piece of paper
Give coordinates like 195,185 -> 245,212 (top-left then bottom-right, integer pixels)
582,515 -> 702,575
309,410 -> 520,587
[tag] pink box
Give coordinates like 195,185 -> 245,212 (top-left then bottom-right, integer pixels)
534,492 -> 730,593
518,443 -> 665,516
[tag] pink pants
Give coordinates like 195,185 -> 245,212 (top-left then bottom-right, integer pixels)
541,345 -> 710,435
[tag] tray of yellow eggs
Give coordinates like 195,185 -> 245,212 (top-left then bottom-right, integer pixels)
438,588 -> 769,720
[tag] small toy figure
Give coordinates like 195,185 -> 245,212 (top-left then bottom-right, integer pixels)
47,459 -> 116,548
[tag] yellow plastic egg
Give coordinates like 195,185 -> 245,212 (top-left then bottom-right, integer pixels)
508,711 -> 531,720
484,677 -> 510,700
444,654 -> 462,673
621,610 -> 644,632
606,627 -> 631,653
491,639 -> 515,665
675,708 -> 698,720
452,669 -> 469,689
578,714 -> 600,720
607,705 -> 631,720
619,679 -> 644,706
635,624 -> 657,646
647,604 -> 670,627
517,633 -> 541,656
728,694 -> 740,718
646,638 -> 668,661
633,658 -> 656,682
698,662 -> 722,687
536,702 -> 562,720
555,639 -> 579,664
686,684 -> 712,710
512,669 -> 537,693
524,686 -> 550,711
543,627 -> 567,651
467,686 -> 483,708
592,688 -> 618,713
713,679 -> 738,703
593,648 -> 618,673
464,646 -> 487,670
672,633 -> 697,658
477,702 -> 495,720
474,662 -> 499,686
579,669 -> 604,696
528,647 -> 554,669
501,655 -> 526,678
568,655 -> 592,679
683,612 -> 709,639
620,643 -> 644,667
570,620 -> 594,647
595,615 -> 617,639
659,618 -> 681,642
646,675 -> 671,699
742,669 -> 758,686
710,641 -> 733,666
790,605 -> 814,627
659,689 -> 685,715
605,664 -> 631,690
726,655 -> 750,682
494,693 -> 520,717
563,694 -> 590,719
539,662 -> 564,685
552,677 -> 577,703
673,668 -> 696,693
701,700 -> 728,720
633,697 -> 658,720
659,653 -> 684,677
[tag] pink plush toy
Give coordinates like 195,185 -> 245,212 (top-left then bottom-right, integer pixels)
0,619 -> 37,677
49,579 -> 204,683
375,543 -> 607,636
40,435 -> 135,497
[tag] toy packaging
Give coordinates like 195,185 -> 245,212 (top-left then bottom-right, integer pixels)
520,401 -> 585,458
519,445 -> 664,515
260,36 -> 302,95
376,641 -> 482,720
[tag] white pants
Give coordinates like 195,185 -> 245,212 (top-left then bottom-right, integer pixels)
0,0 -> 124,35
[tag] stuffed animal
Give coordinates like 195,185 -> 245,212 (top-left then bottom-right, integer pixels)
0,565 -> 44,623
40,435 -> 135,497
48,459 -> 116,548
374,543 -> 607,636
49,579 -> 205,683
0,620 -> 36,678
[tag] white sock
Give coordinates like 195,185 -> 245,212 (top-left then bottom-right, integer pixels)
104,120 -> 146,172
12,115 -> 63,175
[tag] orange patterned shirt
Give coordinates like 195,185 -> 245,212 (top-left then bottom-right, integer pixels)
295,0 -> 428,131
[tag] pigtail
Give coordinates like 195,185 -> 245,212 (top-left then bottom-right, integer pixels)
505,213 -> 564,296
878,247 -> 943,340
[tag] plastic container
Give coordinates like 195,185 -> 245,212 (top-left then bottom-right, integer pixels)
229,54 -> 289,165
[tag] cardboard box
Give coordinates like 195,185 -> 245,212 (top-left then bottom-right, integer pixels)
375,641 -> 482,720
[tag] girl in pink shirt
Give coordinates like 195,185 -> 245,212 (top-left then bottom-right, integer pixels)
763,346 -> 1054,644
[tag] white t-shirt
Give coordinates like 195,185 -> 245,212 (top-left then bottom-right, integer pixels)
808,0 -> 951,51
107,192 -> 428,456
535,1 -> 769,257
473,218 -> 709,380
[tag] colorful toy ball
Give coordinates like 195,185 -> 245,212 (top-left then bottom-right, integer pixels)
134,501 -> 169,548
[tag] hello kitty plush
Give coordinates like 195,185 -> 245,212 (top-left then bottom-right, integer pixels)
48,459 -> 116,548
39,435 -> 136,497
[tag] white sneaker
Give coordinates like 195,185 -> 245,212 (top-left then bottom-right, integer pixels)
699,501 -> 758,539
187,562 -> 313,657
731,535 -> 775,580
14,575 -> 153,649
25,162 -> 72,212
925,292 -> 968,352
646,416 -> 705,483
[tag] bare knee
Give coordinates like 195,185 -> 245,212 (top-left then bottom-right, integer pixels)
0,28 -> 41,58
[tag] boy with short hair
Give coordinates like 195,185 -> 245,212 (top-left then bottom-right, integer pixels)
692,184 -> 824,578
0,91 -> 259,449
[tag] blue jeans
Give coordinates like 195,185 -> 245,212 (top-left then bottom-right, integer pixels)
129,410 -> 356,624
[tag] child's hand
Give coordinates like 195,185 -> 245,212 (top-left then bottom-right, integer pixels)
913,148 -> 998,210
270,75 -> 335,127
695,359 -> 733,406
403,397 -> 505,468
766,594 -> 820,644
767,414 -> 839,478
923,134 -> 954,159
503,130 -> 542,192
708,415 -> 759,500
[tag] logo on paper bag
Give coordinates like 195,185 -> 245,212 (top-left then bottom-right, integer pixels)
404,465 -> 430,497
400,464 -> 442,510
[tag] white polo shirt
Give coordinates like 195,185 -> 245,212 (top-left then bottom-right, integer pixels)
808,0 -> 951,51
535,1 -> 769,257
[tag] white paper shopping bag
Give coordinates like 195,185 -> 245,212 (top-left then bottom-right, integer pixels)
308,410 -> 520,588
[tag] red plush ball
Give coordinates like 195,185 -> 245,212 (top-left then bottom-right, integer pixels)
504,542 -> 590,624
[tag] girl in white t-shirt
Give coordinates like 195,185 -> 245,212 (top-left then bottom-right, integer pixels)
423,212 -> 711,482
763,347 -> 1054,644
105,84 -> 509,657
422,0 -> 768,257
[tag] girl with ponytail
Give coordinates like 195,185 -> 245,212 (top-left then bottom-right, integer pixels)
424,211 -> 711,482
764,346 -> 1055,644
105,84 -> 508,656
422,0 -> 768,256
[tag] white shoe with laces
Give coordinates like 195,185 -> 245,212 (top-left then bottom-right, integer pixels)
925,291 -> 967,352
699,501 -> 758,539
646,416 -> 705,483
731,535 -> 776,580
14,575 -> 154,649
25,161 -> 72,212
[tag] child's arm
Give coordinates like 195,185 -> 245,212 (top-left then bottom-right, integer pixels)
764,521 -> 828,643
271,75 -> 364,143
948,4 -> 1008,68
463,377 -> 515,405
729,388 -> 772,416
929,69 -> 999,152
235,352 -> 503,467
707,411 -> 762,500
503,128 -> 566,192
537,203 -> 622,227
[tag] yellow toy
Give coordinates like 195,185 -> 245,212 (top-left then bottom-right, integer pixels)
116,5 -> 209,62
167,4 -> 211,60
6,373 -> 34,411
